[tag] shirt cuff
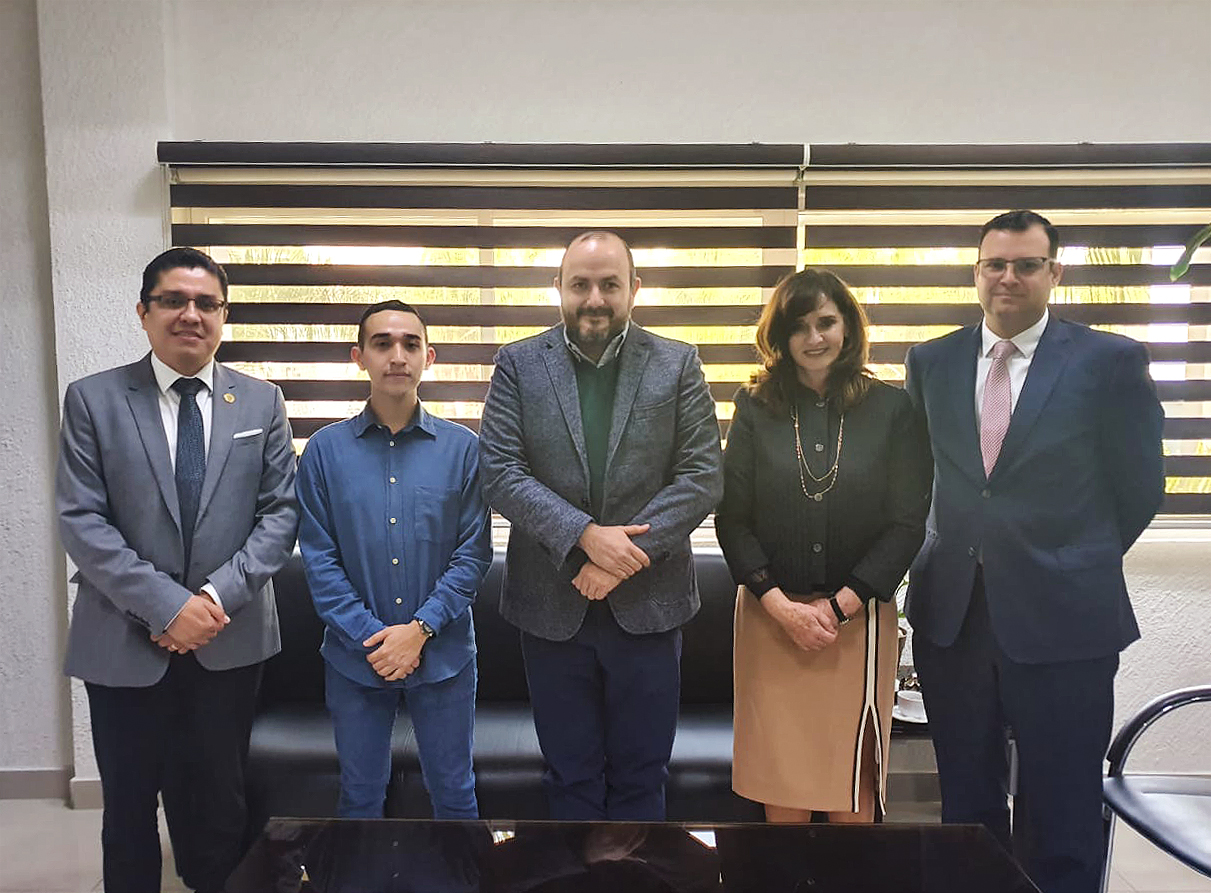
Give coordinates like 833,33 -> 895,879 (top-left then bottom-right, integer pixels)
844,574 -> 883,604
201,583 -> 223,613
744,567 -> 778,598
412,602 -> 443,636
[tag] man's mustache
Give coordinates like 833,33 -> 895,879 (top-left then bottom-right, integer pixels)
577,308 -> 614,320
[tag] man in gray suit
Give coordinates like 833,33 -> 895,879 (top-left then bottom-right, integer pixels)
56,248 -> 299,893
479,231 -> 723,820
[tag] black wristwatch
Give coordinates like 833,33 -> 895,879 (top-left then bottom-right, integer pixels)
417,619 -> 437,639
828,595 -> 851,626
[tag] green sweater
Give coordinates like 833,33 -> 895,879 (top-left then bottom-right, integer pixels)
574,357 -> 620,518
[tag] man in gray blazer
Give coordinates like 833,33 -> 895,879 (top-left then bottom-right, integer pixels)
479,231 -> 723,820
56,248 -> 299,893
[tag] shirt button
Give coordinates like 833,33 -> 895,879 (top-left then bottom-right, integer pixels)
968,546 -> 977,557
816,400 -> 825,408
814,443 -> 824,452
812,543 -> 823,553
395,598 -> 402,605
389,440 -> 395,447
390,517 -> 397,524
390,476 -> 397,484
981,488 -> 991,498
392,558 -> 400,565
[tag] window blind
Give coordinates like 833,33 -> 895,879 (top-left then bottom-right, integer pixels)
160,141 -> 1211,516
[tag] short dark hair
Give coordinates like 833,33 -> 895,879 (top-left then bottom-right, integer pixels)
357,299 -> 428,348
979,210 -> 1060,258
140,247 -> 228,305
556,230 -> 637,286
747,268 -> 872,412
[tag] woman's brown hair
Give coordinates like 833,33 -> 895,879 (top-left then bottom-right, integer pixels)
746,268 -> 873,412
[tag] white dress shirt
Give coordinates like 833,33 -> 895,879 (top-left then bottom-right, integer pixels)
974,309 -> 1050,423
149,353 -> 223,610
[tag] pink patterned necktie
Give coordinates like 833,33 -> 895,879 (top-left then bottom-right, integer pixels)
980,339 -> 1017,476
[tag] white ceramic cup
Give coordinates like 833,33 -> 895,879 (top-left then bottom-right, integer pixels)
895,689 -> 927,722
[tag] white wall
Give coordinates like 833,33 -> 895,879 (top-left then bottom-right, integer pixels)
1120,532 -> 1211,771
166,0 -> 1211,144
4,0 -> 1209,799
0,0 -> 71,798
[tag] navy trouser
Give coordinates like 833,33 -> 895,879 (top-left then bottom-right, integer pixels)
86,653 -> 261,893
324,659 -> 478,819
914,570 -> 1118,893
521,600 -> 683,820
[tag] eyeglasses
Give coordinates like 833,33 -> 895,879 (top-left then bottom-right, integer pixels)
147,294 -> 229,315
976,257 -> 1053,277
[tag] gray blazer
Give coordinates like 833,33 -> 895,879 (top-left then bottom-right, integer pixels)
57,355 -> 300,686
478,325 -> 723,641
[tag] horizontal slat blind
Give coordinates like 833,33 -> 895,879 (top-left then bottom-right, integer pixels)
164,145 -> 802,522
163,142 -> 1211,516
805,144 -> 1211,515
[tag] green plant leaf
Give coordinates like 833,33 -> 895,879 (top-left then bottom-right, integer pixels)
1170,222 -> 1211,281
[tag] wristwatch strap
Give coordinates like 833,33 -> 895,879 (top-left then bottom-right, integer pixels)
828,595 -> 850,626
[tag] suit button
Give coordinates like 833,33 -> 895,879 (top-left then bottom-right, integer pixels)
812,543 -> 823,553
968,546 -> 976,557
981,488 -> 991,498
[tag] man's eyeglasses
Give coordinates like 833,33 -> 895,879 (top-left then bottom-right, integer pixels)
147,294 -> 229,315
976,257 -> 1053,277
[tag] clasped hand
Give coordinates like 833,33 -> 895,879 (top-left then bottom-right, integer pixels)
765,590 -> 839,652
573,561 -> 623,600
151,593 -> 229,652
362,622 -> 427,681
578,522 -> 651,579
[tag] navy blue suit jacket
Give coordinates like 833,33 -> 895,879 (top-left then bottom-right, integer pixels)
904,315 -> 1164,665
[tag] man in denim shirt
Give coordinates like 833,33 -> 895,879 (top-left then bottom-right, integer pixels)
297,300 -> 493,818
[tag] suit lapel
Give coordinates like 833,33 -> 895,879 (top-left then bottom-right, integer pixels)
992,316 -> 1072,478
945,327 -> 986,483
604,327 -> 651,472
541,330 -> 591,481
125,356 -> 181,531
196,364 -> 239,525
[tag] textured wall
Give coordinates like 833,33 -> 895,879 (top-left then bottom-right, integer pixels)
6,0 -> 1209,792
36,0 -> 172,796
0,0 -> 70,780
167,0 -> 1211,144
1118,531 -> 1211,773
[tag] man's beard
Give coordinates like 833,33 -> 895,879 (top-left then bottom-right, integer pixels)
565,308 -> 622,351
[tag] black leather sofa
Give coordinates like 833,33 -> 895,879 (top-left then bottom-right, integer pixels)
246,549 -> 764,828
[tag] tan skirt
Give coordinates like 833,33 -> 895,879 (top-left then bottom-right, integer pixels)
732,585 -> 898,813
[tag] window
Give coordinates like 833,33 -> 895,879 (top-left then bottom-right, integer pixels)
161,141 -> 1211,517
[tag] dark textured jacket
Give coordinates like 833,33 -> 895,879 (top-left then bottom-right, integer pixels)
478,324 -> 723,641
716,379 -> 931,603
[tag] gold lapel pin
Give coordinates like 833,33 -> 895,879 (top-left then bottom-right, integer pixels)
224,393 -> 235,403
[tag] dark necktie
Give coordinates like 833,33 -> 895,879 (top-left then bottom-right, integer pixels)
172,377 -> 207,571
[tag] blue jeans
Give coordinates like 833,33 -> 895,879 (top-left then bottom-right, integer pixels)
324,659 -> 477,819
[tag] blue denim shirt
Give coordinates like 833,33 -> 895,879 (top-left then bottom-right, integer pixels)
297,403 -> 492,689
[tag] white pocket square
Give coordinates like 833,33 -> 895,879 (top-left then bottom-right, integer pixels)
233,428 -> 264,439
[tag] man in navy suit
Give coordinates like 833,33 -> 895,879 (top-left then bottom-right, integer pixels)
904,211 -> 1165,893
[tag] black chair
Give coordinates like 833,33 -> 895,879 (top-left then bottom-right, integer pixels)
1101,685 -> 1211,892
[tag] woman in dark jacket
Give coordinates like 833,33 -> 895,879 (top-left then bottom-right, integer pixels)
716,268 -> 931,823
